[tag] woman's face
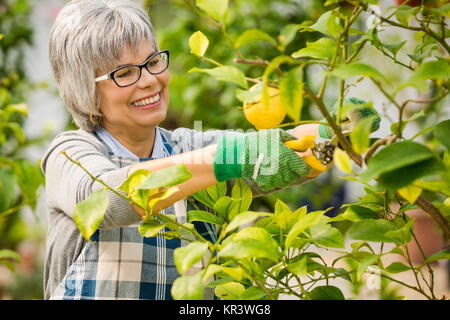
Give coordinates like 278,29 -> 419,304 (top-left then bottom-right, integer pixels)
96,40 -> 170,137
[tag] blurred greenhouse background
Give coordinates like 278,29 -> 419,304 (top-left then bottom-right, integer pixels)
0,0 -> 448,299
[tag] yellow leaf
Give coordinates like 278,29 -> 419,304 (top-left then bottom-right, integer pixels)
334,148 -> 352,174
189,31 -> 209,57
398,184 -> 422,204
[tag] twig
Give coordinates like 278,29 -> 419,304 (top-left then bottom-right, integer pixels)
61,150 -> 209,243
414,195 -> 450,241
380,273 -> 433,299
303,85 -> 363,167
0,195 -> 40,219
361,3 -> 450,54
364,134 -> 397,164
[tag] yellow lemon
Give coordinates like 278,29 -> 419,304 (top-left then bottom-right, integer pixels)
243,85 -> 286,130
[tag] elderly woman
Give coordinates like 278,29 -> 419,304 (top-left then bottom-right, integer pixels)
42,0 -> 378,300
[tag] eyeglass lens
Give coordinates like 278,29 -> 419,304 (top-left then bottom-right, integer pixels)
113,51 -> 168,87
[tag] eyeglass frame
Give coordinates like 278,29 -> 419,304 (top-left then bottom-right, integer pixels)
94,49 -> 170,87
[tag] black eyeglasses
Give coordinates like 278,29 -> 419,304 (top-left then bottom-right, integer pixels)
95,49 -> 169,87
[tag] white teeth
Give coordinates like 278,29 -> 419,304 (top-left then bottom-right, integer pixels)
132,93 -> 160,107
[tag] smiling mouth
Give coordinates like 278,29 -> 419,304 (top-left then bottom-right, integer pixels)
131,93 -> 161,107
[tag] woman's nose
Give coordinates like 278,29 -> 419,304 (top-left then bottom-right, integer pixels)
137,68 -> 158,88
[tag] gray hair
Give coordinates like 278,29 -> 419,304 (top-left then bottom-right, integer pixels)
49,0 -> 159,131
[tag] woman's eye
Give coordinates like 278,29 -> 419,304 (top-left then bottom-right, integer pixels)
148,59 -> 159,68
116,68 -> 133,78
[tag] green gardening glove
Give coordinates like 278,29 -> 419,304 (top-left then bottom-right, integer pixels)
318,97 -> 381,139
213,128 -> 311,192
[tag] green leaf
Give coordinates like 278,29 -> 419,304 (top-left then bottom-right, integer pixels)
14,160 -> 44,210
0,249 -> 21,263
6,103 -> 28,117
214,282 -> 245,300
415,180 -> 450,197
287,255 -> 308,277
331,62 -> 387,81
347,219 -> 398,243
74,189 -> 109,241
360,141 -> 438,184
189,31 -> 209,57
235,29 -> 277,48
274,200 -> 306,232
340,205 -> 379,222
423,249 -> 450,264
385,262 -> 410,274
235,84 -> 264,103
187,210 -> 223,225
279,66 -> 303,122
171,272 -> 203,300
147,186 -> 179,213
196,0 -> 228,23
263,55 -> 295,82
139,221 -> 165,237
384,219 -> 414,245
391,110 -> 426,136
324,0 -> 339,5
308,285 -> 345,300
0,249 -> 21,272
309,223 -> 345,248
383,40 -> 407,59
0,166 -> 16,212
407,45 -> 439,63
7,122 -> 24,143
279,23 -> 305,48
119,169 -> 151,194
377,157 -> 444,190
308,11 -> 342,39
435,119 -> 450,151
395,5 -> 419,26
225,211 -> 270,234
333,147 -> 353,174
220,227 -> 280,262
213,196 -> 237,222
397,60 -> 450,93
206,181 -> 228,203
230,178 -> 252,215
351,116 -> 376,155
356,254 -> 381,282
398,184 -> 422,204
192,190 -> 215,209
307,11 -> 333,35
137,164 -> 192,190
291,38 -> 336,61
174,241 -> 209,275
285,210 -> 324,248
239,286 -> 267,300
189,66 -> 248,89
119,169 -> 152,209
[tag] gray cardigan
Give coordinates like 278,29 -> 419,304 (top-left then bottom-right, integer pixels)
40,126 -> 306,298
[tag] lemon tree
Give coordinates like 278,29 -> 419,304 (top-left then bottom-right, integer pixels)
72,0 -> 450,300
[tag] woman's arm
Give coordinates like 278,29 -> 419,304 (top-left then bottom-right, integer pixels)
127,144 -> 219,216
130,123 -> 331,216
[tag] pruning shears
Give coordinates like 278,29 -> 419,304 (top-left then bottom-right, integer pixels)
284,131 -> 351,172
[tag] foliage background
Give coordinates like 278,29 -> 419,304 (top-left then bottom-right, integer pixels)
0,0 -> 448,299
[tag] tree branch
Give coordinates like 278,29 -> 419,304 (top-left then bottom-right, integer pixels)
414,195 -> 450,241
